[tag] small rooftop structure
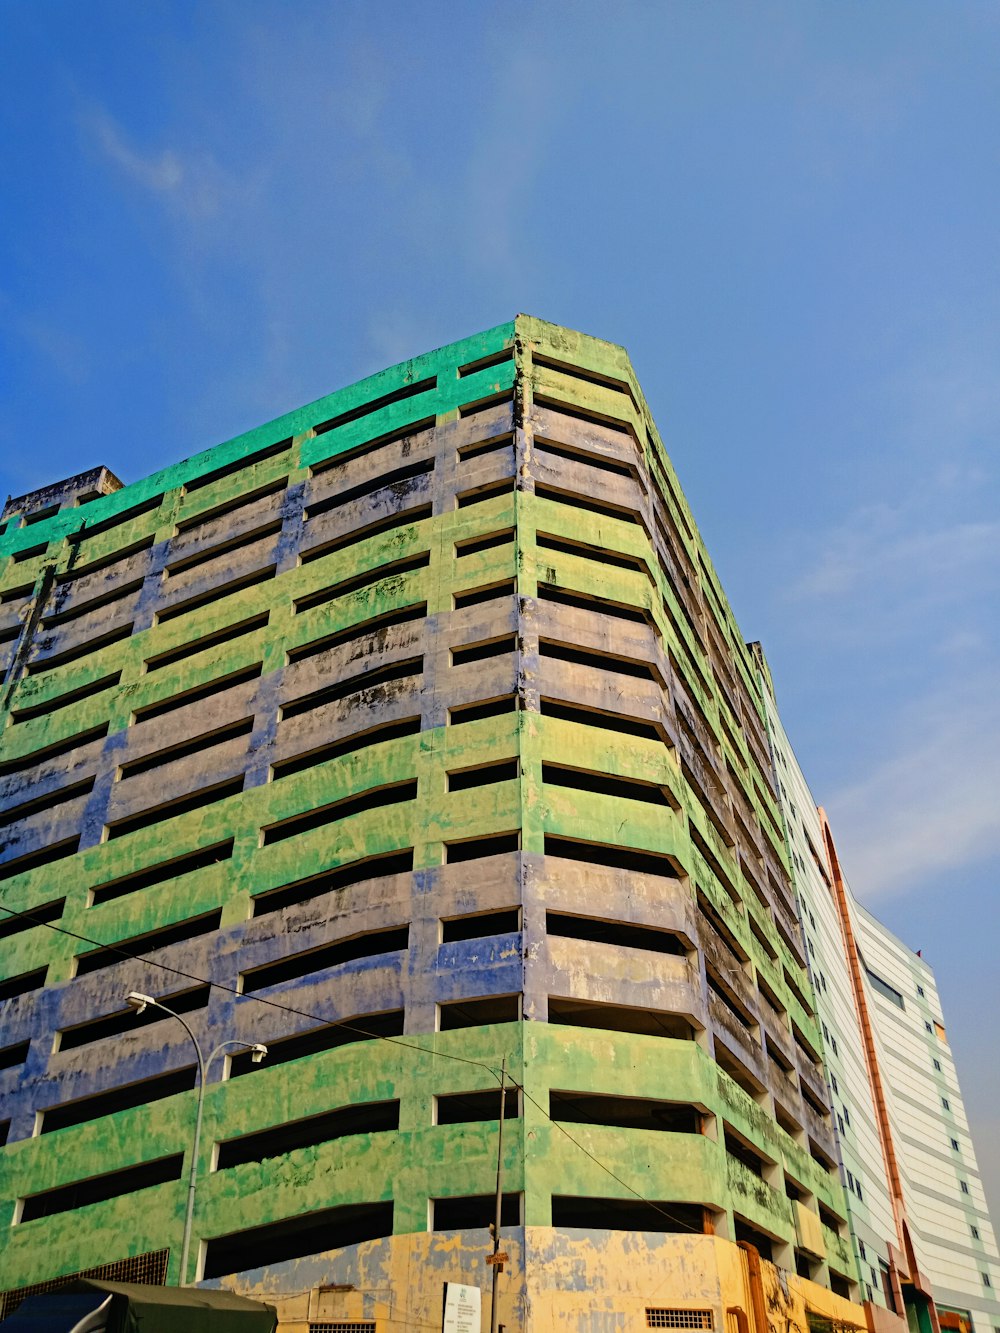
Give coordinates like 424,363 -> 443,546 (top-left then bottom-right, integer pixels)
2,466 -> 123,524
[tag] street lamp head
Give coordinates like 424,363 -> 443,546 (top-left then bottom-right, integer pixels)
126,992 -> 155,1015
250,1043 -> 268,1064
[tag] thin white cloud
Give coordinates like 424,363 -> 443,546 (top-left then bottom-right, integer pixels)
81,105 -> 244,223
828,669 -> 1000,900
792,505 -> 1000,604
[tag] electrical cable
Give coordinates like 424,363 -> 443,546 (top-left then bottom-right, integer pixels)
0,899 -> 501,1079
0,900 -> 706,1240
507,1077 -> 704,1235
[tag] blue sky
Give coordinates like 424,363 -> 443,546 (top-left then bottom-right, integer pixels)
2,1 -> 999,1217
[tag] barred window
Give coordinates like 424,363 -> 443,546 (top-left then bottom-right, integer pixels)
646,1311 -> 713,1329
310,1324 -> 376,1333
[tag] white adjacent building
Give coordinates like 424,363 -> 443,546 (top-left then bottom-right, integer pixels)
755,650 -> 1000,1333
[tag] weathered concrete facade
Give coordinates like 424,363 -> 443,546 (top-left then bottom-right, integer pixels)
1,318 -> 868,1330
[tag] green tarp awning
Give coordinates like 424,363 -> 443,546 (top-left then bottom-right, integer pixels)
76,1279 -> 277,1333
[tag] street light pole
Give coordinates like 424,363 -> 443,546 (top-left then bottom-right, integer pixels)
126,993 -> 266,1286
490,1055 -> 507,1333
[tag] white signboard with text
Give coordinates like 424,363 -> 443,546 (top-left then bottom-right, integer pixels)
442,1282 -> 481,1333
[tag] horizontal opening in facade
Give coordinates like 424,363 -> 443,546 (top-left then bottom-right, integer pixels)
714,1041 -> 766,1101
229,1010 -> 405,1077
435,1090 -> 520,1125
724,1125 -> 769,1178
448,695 -> 517,725
261,779 -> 418,846
0,1040 -> 30,1071
183,439 -> 292,493
532,352 -> 638,407
131,663 -> 263,724
432,1193 -> 520,1230
280,656 -> 422,721
445,832 -> 519,863
41,577 -> 144,628
310,419 -> 436,476
10,673 -> 121,725
240,925 -> 409,994
155,565 -> 277,624
252,848 -> 414,917
546,912 -> 686,957
105,776 -> 245,839
538,582 -> 650,628
456,478 -> 515,509
542,763 -> 671,808
216,1098 -> 400,1170
696,892 -> 748,966
202,1200 -> 394,1281
301,502 -> 434,565
441,909 -> 521,943
551,1196 -> 707,1234
447,760 -> 518,792
0,724 -> 108,777
164,520 -> 282,576
272,717 -> 421,780
90,839 -> 234,906
0,837 -> 80,883
286,602 -> 426,664
457,347 -> 514,377
58,985 -> 210,1052
457,433 -> 513,462
315,376 -> 436,436
69,493 -> 163,544
118,718 -> 253,779
11,541 -> 48,563
763,1035 -> 793,1076
706,968 -> 756,1032
450,634 -> 516,667
536,437 -> 636,479
536,531 -> 649,577
438,995 -> 520,1030
56,535 -> 154,586
452,579 -> 515,610
0,897 -> 65,940
1,582 -> 35,602
39,1065 -> 198,1134
294,552 -> 430,612
19,1153 -> 184,1223
540,699 -> 666,745
25,622 -> 134,677
544,835 -> 679,880
0,967 -> 47,1002
144,612 -> 269,672
548,997 -> 694,1042
306,458 -> 434,519
534,397 -> 635,442
458,390 -> 513,419
549,1091 -> 701,1134
74,908 -> 223,977
454,527 -> 514,557
733,1216 -> 774,1262
175,478 -> 288,533
535,483 -> 643,531
773,1102 -> 802,1141
539,636 -> 661,683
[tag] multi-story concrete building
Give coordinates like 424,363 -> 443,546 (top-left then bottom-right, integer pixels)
0,316 -> 992,1333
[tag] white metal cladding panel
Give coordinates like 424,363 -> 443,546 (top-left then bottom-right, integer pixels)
857,910 -> 1000,1306
760,699 -> 901,1258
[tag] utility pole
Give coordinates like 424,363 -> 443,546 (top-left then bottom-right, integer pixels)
490,1055 -> 507,1333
